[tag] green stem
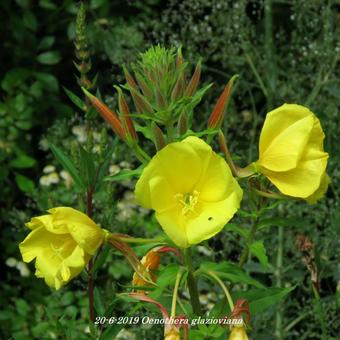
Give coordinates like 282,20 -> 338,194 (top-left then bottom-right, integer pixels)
312,283 -> 328,340
110,235 -> 165,244
171,268 -> 184,317
183,248 -> 202,316
264,0 -> 276,111
86,188 -> 95,322
239,217 -> 259,268
275,226 -> 283,340
205,270 -> 234,311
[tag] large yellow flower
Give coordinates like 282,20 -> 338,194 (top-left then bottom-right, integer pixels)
19,207 -> 106,289
135,136 -> 243,248
256,104 -> 329,199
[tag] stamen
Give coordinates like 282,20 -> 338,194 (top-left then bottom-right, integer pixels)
175,190 -> 199,216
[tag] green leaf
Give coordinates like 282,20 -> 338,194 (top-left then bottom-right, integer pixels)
37,51 -> 61,65
10,154 -> 36,169
93,287 -> 105,316
15,173 -> 34,192
258,217 -> 305,230
79,145 -> 96,188
50,143 -> 85,190
63,87 -> 86,111
200,261 -> 264,288
1,68 -> 31,92
23,11 -> 37,31
35,72 -> 59,92
225,223 -> 250,239
249,241 -> 268,270
38,36 -> 55,50
233,286 -> 296,315
105,167 -> 143,182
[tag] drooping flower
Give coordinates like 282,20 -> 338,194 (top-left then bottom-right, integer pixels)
255,104 -> 329,200
135,136 -> 243,248
19,207 -> 106,289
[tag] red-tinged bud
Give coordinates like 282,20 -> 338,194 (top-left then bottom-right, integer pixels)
129,88 -> 154,115
82,88 -> 126,140
171,72 -> 186,100
176,46 -> 184,68
135,73 -> 153,99
123,66 -> 138,90
184,60 -> 201,97
156,87 -> 166,108
152,122 -> 166,151
207,75 -> 238,129
177,112 -> 188,135
115,86 -> 138,141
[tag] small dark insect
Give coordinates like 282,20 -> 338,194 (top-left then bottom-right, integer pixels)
208,217 -> 213,221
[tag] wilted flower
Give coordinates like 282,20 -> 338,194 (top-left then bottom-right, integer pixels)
135,136 -> 242,248
19,207 -> 106,289
256,104 -> 329,200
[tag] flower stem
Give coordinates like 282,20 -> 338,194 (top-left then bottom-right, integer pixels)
275,226 -> 283,340
239,217 -> 259,268
171,268 -> 184,317
183,248 -> 202,316
206,270 -> 234,311
312,283 -> 328,340
86,188 -> 95,322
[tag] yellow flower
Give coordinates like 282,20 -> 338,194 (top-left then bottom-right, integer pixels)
19,207 -> 106,289
256,104 -> 329,199
135,136 -> 243,248
229,325 -> 249,340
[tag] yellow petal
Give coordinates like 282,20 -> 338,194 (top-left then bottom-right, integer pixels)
35,248 -> 62,289
306,173 -> 330,204
155,208 -> 188,248
25,214 -> 54,230
19,226 -> 51,262
148,176 -> 177,213
198,152 -> 238,202
259,103 -> 314,157
229,326 -> 249,340
262,153 -> 328,197
135,137 -> 205,207
187,188 -> 242,245
259,114 -> 314,172
48,207 -> 98,232
67,222 -> 104,255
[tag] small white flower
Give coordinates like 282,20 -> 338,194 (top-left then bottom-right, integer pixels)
92,144 -> 101,154
48,172 -> 60,184
16,262 -> 30,277
72,125 -> 87,143
60,170 -> 73,187
39,175 -> 51,187
6,257 -> 18,267
109,164 -> 120,175
43,165 -> 56,174
92,131 -> 101,142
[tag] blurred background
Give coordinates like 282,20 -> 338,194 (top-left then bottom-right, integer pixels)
0,0 -> 339,339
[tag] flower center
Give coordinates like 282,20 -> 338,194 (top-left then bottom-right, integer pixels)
175,190 -> 199,216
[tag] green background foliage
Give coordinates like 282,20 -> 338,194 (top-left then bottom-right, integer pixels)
0,0 -> 339,339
